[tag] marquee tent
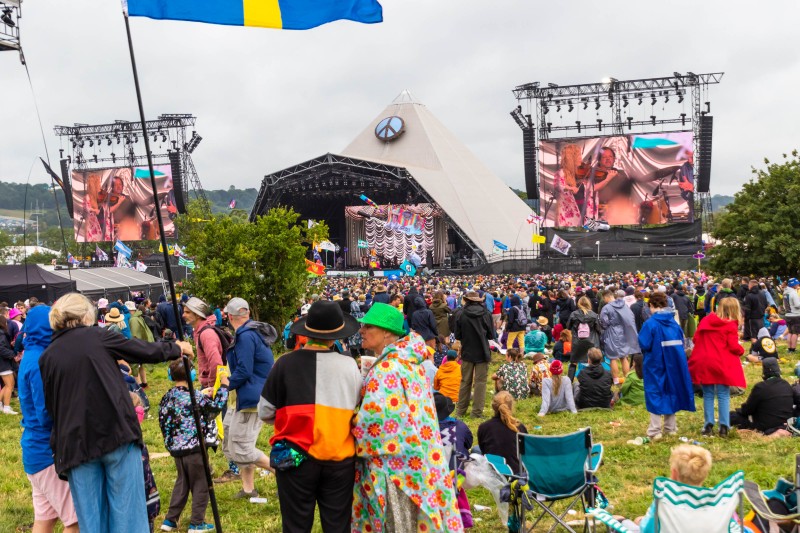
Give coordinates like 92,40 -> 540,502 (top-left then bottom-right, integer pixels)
0,264 -> 77,304
48,267 -> 167,301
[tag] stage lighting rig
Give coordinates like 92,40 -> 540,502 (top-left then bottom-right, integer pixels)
1,7 -> 14,27
626,117 -> 633,129
637,94 -> 643,105
567,101 -> 574,112
582,99 -> 588,110
596,119 -> 603,131
678,92 -> 684,103
556,104 -> 561,112
664,94 -> 669,103
650,115 -> 656,126
622,96 -> 629,107
650,93 -> 657,105
575,120 -> 581,133
680,113 -> 687,126
594,97 -> 600,110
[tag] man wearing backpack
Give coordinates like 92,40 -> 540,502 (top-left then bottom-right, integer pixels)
505,294 -> 528,350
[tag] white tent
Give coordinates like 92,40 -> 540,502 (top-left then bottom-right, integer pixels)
340,90 -> 535,256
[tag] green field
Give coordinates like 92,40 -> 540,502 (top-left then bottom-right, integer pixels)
0,208 -> 27,219
1,346 -> 796,532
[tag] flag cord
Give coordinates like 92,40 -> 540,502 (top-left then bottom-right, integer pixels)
122,11 -> 223,531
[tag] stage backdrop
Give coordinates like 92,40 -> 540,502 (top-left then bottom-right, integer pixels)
72,165 -> 177,242
345,203 -> 447,267
539,132 -> 694,228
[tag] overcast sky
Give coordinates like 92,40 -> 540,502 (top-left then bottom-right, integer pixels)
2,0 -> 798,197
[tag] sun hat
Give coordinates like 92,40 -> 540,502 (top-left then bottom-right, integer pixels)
532,352 -> 547,363
124,301 -> 137,311
549,360 -> 563,375
105,308 -> 124,323
291,300 -> 360,340
224,297 -> 250,316
184,297 -> 209,319
357,302 -> 406,336
537,316 -> 548,326
97,298 -> 109,310
462,291 -> 485,303
374,284 -> 388,293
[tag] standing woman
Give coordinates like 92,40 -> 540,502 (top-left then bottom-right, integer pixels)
352,303 -> 463,532
599,289 -> 640,385
553,144 -> 583,227
430,291 -> 453,339
410,295 -> 439,348
0,314 -> 18,415
688,298 -> 745,438
566,296 -> 603,381
638,291 -> 695,440
39,293 -> 192,531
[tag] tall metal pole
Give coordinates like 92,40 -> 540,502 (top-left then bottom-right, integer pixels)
122,12 -> 222,532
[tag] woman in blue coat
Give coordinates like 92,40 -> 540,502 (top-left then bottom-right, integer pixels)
637,291 -> 695,440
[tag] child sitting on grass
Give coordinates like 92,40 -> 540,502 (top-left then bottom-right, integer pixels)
528,352 -> 551,397
491,348 -> 529,400
552,330 -> 572,363
434,350 -> 461,403
159,359 -> 228,533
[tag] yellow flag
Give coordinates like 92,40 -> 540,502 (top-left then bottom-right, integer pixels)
532,234 -> 546,244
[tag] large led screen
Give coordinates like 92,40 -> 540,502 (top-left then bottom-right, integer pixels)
539,132 -> 694,227
72,165 -> 177,242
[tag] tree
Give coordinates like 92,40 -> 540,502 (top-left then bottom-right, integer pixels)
0,229 -> 12,264
176,201 -> 329,327
708,151 -> 800,275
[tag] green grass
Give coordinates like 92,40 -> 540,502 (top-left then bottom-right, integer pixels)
1,346 -> 797,532
0,208 -> 27,219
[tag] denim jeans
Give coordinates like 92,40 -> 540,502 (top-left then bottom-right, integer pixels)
702,385 -> 731,428
67,442 -> 150,533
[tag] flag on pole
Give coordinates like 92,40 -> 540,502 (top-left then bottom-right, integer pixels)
116,254 -> 132,268
526,213 -> 543,224
312,248 -> 322,262
492,240 -> 508,254
550,234 -> 572,256
532,234 -> 546,244
135,261 -> 148,272
357,239 -> 369,249
229,199 -> 237,209
95,245 -> 109,261
173,244 -> 185,257
178,256 -> 195,270
318,241 -> 337,252
359,194 -> 379,208
114,240 -> 133,259
305,259 -> 325,276
67,253 -> 80,266
126,0 -> 383,30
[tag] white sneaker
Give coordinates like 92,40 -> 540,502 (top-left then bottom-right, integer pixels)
652,433 -> 663,441
3,405 -> 18,415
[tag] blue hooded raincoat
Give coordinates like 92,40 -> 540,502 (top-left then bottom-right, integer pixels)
637,311 -> 695,415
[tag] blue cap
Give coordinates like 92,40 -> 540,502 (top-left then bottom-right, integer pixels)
789,278 -> 800,288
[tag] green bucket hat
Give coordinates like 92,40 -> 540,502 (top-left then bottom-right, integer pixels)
358,302 -> 406,336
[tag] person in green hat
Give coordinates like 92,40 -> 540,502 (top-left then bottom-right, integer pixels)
351,303 -> 464,532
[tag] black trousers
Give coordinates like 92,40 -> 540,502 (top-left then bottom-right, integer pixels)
166,453 -> 209,525
275,457 -> 355,533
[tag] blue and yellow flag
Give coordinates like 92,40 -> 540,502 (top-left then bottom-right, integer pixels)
126,0 -> 383,30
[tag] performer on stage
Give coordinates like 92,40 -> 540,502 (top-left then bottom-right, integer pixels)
677,150 -> 695,221
554,144 -> 583,227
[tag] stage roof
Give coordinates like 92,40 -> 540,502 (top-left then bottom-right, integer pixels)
48,267 -> 165,298
340,90 -> 534,256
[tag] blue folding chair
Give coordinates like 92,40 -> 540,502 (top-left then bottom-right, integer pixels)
517,428 -> 604,533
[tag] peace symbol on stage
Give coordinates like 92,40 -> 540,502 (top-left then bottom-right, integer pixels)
374,116 -> 405,142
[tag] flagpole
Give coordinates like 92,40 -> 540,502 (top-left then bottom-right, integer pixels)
122,11 -> 223,532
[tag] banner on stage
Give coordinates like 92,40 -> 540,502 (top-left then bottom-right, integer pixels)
357,239 -> 369,249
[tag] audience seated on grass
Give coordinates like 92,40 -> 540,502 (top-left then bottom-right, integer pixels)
618,354 -> 645,407
528,352 -> 551,397
746,327 -> 778,363
524,320 -> 548,355
434,350 -> 461,403
477,391 -> 527,474
552,329 -> 572,362
574,348 -> 613,410
491,348 -> 529,401
730,358 -> 795,435
538,360 -> 577,417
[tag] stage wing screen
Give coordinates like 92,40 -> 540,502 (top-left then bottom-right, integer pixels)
71,165 -> 177,242
539,132 -> 695,227
344,203 -> 447,269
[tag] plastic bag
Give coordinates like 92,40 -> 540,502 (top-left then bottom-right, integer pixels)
462,453 -> 509,525
213,365 -> 229,440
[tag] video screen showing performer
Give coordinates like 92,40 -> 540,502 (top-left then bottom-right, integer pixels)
539,132 -> 694,227
72,165 -> 177,242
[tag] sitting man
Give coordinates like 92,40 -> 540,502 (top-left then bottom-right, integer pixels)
573,347 -> 613,410
730,358 -> 794,435
434,350 -> 461,404
524,320 -> 548,356
746,327 -> 778,363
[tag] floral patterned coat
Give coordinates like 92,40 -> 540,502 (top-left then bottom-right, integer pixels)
351,333 -> 464,532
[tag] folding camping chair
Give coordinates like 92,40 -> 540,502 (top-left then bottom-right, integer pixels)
586,471 -> 745,533
516,428 -> 604,533
743,479 -> 800,533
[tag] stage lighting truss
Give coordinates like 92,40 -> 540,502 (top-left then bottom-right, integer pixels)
0,1 -> 21,56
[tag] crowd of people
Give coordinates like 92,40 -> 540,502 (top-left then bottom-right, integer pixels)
2,268 -> 800,531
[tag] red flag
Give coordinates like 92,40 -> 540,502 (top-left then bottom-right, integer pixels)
305,259 -> 325,276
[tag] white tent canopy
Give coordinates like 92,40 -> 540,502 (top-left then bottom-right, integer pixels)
48,267 -> 167,299
340,90 -> 535,256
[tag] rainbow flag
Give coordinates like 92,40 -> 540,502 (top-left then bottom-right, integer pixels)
126,0 -> 383,30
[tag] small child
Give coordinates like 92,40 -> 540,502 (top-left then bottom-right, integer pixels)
528,353 -> 551,397
433,335 -> 449,367
159,359 -> 228,533
434,350 -> 461,403
130,392 -> 160,533
552,330 -> 572,363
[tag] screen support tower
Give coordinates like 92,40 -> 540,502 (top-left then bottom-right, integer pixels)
511,72 -> 723,226
54,113 -> 210,215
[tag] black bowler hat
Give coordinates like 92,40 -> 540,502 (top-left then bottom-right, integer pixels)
290,300 -> 360,340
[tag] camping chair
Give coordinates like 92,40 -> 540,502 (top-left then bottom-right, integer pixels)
586,471 -> 745,533
516,428 -> 604,533
743,480 -> 800,533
